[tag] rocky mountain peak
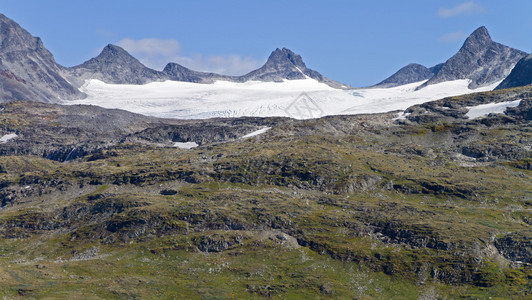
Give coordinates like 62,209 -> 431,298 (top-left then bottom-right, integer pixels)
416,26 -> 526,89
67,44 -> 165,85
0,13 -> 45,52
265,48 -> 307,70
461,26 -> 492,53
92,44 -> 140,65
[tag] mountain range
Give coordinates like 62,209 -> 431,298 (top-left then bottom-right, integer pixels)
0,12 -> 532,109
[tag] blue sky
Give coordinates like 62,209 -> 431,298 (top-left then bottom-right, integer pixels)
1,0 -> 531,87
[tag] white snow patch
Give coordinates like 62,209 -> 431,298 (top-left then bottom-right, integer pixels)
465,100 -> 522,119
173,142 -> 198,149
64,78 -> 500,120
392,112 -> 411,121
241,127 -> 271,139
0,133 -> 17,143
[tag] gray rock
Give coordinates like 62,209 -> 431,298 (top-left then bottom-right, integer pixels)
163,62 -> 235,83
373,63 -> 443,88
67,44 -> 167,86
495,54 -> 532,90
0,14 -> 84,102
418,26 -> 527,90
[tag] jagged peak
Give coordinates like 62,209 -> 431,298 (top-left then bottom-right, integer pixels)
99,44 -> 131,56
163,62 -> 189,71
461,26 -> 492,51
265,47 -> 306,69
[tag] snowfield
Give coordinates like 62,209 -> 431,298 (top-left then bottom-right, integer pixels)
241,127 -> 272,139
173,142 -> 199,149
64,78 -> 500,120
0,133 -> 17,143
465,100 -> 522,119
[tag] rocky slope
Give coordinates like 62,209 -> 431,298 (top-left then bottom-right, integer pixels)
496,54 -> 532,90
0,14 -> 84,102
418,26 -> 527,89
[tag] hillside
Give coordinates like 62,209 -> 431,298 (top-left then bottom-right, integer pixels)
0,87 -> 530,298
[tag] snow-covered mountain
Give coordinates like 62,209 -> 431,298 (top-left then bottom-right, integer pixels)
0,12 -> 528,120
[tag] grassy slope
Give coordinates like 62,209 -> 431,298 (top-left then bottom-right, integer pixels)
0,106 -> 530,298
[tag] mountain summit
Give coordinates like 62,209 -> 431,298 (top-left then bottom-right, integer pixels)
241,48 -> 349,89
418,26 -> 526,89
67,44 -> 166,86
0,13 -> 84,102
376,26 -> 526,90
241,48 -> 308,82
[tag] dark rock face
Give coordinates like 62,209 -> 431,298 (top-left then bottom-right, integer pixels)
418,27 -> 527,89
374,63 -> 443,88
67,44 -> 167,86
494,233 -> 531,263
0,14 -> 84,102
496,54 -> 532,90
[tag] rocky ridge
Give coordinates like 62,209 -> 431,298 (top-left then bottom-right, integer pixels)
0,14 -> 84,102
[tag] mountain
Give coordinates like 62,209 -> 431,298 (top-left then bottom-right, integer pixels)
163,48 -> 351,89
0,14 -> 84,102
495,54 -> 532,90
67,44 -> 167,86
240,48 -> 349,89
162,62 -> 233,83
373,63 -> 443,88
418,26 -> 526,90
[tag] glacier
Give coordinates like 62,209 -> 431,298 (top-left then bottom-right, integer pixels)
64,78 -> 500,120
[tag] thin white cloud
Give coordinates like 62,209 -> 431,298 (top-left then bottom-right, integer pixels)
439,31 -> 467,43
116,38 -> 263,75
438,1 -> 486,18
